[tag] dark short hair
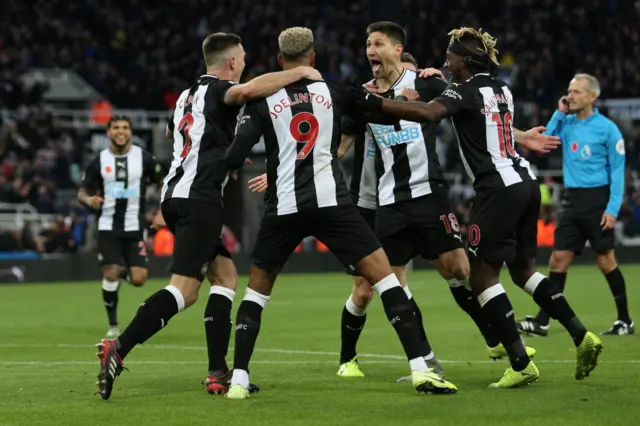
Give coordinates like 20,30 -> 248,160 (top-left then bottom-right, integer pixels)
107,114 -> 132,130
366,21 -> 406,46
202,33 -> 242,67
401,52 -> 418,68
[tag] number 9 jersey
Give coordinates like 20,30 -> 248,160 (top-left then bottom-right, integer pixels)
228,78 -> 354,217
162,74 -> 240,206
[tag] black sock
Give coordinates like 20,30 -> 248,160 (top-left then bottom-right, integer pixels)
377,285 -> 425,361
116,287 -> 182,359
233,300 -> 264,373
605,268 -> 631,323
339,300 -> 367,364
204,289 -> 234,375
102,279 -> 119,326
479,285 -> 529,371
408,297 -> 433,355
119,268 -> 130,282
449,284 -> 500,347
534,272 -> 566,326
527,273 -> 586,346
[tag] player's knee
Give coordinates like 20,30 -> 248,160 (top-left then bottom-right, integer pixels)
352,277 -> 373,308
595,250 -> 616,273
102,265 -> 120,282
357,248 -> 393,284
247,264 -> 277,296
129,268 -> 147,287
207,257 -> 238,291
169,275 -> 201,308
549,250 -> 572,272
437,249 -> 470,280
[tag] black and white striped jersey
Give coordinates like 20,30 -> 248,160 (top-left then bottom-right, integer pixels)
365,69 -> 449,206
226,79 -> 353,216
341,117 -> 377,210
81,145 -> 163,234
162,75 -> 238,205
433,73 -> 536,190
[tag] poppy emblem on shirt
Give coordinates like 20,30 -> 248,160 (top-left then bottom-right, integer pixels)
571,142 -> 578,152
105,166 -> 113,173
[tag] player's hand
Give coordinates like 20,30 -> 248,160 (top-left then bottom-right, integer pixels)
248,173 -> 268,193
300,66 -> 322,81
349,84 -> 383,110
601,213 -> 616,230
363,82 -> 379,94
521,126 -> 561,153
87,195 -> 104,209
398,88 -> 420,101
558,96 -> 570,114
417,67 -> 445,80
151,210 -> 166,229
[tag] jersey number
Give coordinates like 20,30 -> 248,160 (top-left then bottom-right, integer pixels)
492,112 -> 517,158
290,112 -> 319,160
178,112 -> 194,158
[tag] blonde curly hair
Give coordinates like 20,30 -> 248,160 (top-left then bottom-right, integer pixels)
448,27 -> 500,68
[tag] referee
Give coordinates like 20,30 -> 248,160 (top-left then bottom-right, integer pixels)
517,74 -> 633,336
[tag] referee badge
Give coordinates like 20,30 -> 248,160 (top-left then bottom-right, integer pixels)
616,139 -> 625,155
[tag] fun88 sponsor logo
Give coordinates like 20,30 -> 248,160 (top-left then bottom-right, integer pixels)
370,124 -> 421,148
105,181 -> 140,199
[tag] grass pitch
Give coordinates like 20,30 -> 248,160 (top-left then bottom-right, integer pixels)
1,265 -> 638,426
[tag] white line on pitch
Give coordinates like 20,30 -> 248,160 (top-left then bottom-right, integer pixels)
0,343 -> 637,364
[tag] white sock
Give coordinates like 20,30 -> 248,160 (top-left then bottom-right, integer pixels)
373,274 -> 402,296
211,285 -> 235,302
244,288 -> 270,308
447,276 -> 471,291
424,351 -> 435,361
230,368 -> 250,389
345,295 -> 366,316
403,285 -> 413,300
164,285 -> 186,312
102,279 -> 119,292
409,357 -> 429,374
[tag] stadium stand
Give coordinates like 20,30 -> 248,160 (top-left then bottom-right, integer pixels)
0,0 -> 639,254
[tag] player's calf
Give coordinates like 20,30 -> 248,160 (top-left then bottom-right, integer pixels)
338,277 -> 371,375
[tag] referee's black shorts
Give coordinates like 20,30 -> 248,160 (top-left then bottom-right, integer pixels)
553,185 -> 614,255
161,198 -> 228,281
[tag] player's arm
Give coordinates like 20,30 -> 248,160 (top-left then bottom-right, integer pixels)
223,67 -> 322,106
145,152 -> 165,189
338,115 -> 364,159
604,125 -> 626,219
77,158 -> 104,209
225,102 -> 264,170
165,111 -> 175,140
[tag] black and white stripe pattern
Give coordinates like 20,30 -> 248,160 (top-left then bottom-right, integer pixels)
97,146 -> 145,232
368,70 -> 447,206
162,75 -> 238,204
439,74 -> 536,189
349,130 -> 378,210
259,81 -> 351,216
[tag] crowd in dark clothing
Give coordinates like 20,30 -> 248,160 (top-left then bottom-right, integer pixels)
0,0 -> 639,252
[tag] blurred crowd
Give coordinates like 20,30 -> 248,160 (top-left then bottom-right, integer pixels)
0,0 -> 640,253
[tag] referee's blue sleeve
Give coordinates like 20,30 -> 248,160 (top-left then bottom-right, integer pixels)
543,110 -> 567,136
605,124 -> 626,217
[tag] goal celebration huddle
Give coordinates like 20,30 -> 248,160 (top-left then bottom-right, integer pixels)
86,21 -> 608,401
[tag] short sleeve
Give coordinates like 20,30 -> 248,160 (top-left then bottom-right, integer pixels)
80,156 -> 103,191
415,77 -> 448,102
432,83 -> 476,115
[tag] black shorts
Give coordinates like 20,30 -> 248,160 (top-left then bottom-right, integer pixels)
252,205 -> 381,274
98,231 -> 148,268
554,186 -> 614,254
374,192 -> 464,266
161,198 -> 225,281
344,207 -> 377,276
467,180 -> 540,264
